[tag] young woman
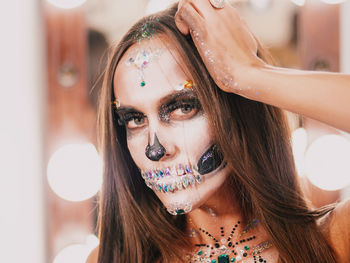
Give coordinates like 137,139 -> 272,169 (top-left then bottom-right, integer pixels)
88,1 -> 350,262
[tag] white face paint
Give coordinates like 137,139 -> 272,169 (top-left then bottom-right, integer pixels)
113,37 -> 230,215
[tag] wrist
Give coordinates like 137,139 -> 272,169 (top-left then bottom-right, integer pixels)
232,62 -> 269,100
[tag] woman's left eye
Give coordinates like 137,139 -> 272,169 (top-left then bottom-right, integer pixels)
169,102 -> 200,120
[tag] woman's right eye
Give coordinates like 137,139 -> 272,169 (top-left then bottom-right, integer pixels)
118,113 -> 147,129
127,116 -> 147,129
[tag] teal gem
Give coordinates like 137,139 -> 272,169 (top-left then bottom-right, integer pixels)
211,260 -> 217,263
163,184 -> 168,193
218,254 -> 229,263
140,81 -> 146,87
230,258 -> 236,262
168,184 -> 174,192
244,245 -> 250,250
197,250 -> 203,256
175,209 -> 184,215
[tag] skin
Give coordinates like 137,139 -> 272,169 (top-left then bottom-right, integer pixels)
112,37 -> 278,261
87,2 -> 349,262
113,37 -> 233,216
175,0 -> 350,132
174,0 -> 350,260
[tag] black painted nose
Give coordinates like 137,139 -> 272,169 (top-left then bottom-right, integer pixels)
145,134 -> 166,161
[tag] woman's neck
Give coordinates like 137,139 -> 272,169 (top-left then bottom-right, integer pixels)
186,183 -> 244,245
184,183 -> 274,262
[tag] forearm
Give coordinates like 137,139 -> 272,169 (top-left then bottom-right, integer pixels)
237,65 -> 350,132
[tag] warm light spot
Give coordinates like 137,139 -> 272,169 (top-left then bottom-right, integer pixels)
47,143 -> 102,202
47,0 -> 87,9
305,135 -> 350,191
292,128 -> 308,176
53,244 -> 90,263
249,0 -> 272,11
146,0 -> 176,14
321,0 -> 347,4
290,0 -> 306,6
53,234 -> 99,263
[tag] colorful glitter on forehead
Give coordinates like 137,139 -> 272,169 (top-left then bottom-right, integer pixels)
125,46 -> 163,87
133,17 -> 159,42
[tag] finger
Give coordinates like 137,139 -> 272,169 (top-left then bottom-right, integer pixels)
175,2 -> 204,35
175,0 -> 190,35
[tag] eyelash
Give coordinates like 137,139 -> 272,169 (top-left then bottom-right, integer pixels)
165,99 -> 201,118
117,98 -> 202,128
118,112 -> 145,126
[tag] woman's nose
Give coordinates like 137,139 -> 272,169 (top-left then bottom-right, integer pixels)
145,133 -> 166,161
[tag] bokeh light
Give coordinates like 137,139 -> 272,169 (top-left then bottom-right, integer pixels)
292,127 -> 308,176
305,134 -> 350,191
146,0 -> 176,14
47,0 -> 87,9
53,244 -> 89,263
47,143 -> 102,201
321,0 -> 347,4
53,234 -> 99,263
291,0 -> 306,6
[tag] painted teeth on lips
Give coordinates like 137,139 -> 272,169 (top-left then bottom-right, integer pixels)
140,163 -> 204,194
141,163 -> 196,181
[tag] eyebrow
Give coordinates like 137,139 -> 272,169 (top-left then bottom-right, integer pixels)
115,89 -> 197,114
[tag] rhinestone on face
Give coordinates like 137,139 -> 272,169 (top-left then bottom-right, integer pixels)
177,164 -> 185,175
219,245 -> 228,254
176,179 -> 183,190
163,184 -> 168,193
195,174 -> 203,184
168,184 -> 174,192
185,164 -> 193,174
170,166 -> 177,177
188,175 -> 195,186
183,176 -> 189,188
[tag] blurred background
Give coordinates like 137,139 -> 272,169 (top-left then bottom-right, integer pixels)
1,0 -> 350,262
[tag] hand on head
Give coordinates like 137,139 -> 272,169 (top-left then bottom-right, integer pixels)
174,0 -> 266,93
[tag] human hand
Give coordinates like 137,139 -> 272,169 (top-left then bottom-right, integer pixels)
175,0 -> 266,93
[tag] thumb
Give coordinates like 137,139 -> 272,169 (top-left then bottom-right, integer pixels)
175,3 -> 203,36
175,9 -> 190,35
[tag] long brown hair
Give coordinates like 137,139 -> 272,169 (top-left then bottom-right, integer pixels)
96,3 -> 336,262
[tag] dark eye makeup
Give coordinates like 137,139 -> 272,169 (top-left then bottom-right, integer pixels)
117,111 -> 146,126
114,90 -> 203,129
159,97 -> 202,122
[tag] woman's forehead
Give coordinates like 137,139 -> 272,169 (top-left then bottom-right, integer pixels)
113,37 -> 190,107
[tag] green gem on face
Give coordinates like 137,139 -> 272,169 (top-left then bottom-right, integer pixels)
140,81 -> 146,87
230,258 -> 236,262
176,209 -> 185,215
244,245 -> 250,250
211,260 -> 217,263
197,250 -> 203,256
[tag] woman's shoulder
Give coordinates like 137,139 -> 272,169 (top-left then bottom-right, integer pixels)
86,246 -> 99,263
321,199 -> 350,262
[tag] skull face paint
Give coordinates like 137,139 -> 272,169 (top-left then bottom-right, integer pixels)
113,37 -> 230,215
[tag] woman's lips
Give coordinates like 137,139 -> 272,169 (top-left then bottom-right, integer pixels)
140,160 -> 227,194
141,163 -> 203,193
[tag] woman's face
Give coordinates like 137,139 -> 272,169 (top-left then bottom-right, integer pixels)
113,37 -> 230,215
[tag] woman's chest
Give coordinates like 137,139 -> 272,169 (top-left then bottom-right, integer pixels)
185,242 -> 279,263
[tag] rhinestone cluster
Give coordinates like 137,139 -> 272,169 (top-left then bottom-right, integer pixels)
141,164 -> 204,193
